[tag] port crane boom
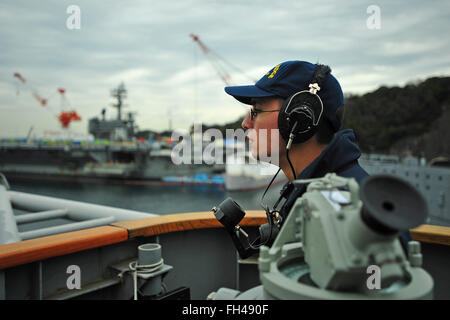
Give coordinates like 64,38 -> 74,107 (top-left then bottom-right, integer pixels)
190,34 -> 256,86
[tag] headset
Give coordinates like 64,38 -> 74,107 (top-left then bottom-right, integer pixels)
278,64 -> 332,147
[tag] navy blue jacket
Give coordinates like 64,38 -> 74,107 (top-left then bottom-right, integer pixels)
277,129 -> 411,252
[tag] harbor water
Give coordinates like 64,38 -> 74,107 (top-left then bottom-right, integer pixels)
8,178 -> 284,216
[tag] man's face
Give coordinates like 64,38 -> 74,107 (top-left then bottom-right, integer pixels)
241,97 -> 285,163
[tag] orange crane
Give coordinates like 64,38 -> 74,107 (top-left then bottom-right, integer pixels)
57,88 -> 81,128
14,72 -> 48,106
13,72 -> 81,128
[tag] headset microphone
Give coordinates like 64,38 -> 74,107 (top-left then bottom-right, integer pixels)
212,167 -> 284,259
212,198 -> 258,259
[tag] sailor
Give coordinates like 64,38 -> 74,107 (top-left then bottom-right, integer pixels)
224,60 -> 411,252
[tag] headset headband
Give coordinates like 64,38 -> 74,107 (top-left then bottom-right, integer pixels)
310,64 -> 331,93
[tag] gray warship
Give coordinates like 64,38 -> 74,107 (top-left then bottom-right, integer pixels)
0,83 -> 224,184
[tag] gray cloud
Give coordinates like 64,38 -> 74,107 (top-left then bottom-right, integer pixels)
1,0 -> 449,138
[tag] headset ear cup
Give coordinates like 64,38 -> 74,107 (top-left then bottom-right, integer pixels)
278,64 -> 331,147
279,92 -> 323,145
294,122 -> 317,144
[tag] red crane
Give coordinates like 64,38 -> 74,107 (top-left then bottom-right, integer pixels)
190,34 -> 256,86
14,72 -> 47,106
190,34 -> 232,85
57,87 -> 81,128
13,72 -> 81,128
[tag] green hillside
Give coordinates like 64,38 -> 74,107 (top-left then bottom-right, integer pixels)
342,76 -> 450,159
193,76 -> 450,160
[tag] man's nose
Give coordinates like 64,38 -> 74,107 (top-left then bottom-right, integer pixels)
241,112 -> 253,130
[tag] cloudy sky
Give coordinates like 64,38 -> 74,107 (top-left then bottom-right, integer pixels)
1,0 -> 449,138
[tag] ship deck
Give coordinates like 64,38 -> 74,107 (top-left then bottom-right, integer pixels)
1,210 -> 449,300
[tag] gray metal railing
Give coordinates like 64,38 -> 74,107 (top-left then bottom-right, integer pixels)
0,175 -> 158,244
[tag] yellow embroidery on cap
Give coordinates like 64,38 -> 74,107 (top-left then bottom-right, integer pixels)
267,64 -> 280,79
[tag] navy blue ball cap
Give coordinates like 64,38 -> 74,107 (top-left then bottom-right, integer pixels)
224,85 -> 275,104
224,60 -> 345,132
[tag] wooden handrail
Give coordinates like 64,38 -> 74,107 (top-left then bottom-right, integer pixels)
110,210 -> 267,238
410,224 -> 450,246
0,211 -> 266,270
0,209 -> 449,271
0,226 -> 128,270
111,211 -> 450,246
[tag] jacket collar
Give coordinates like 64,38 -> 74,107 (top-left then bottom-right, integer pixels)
297,129 -> 361,180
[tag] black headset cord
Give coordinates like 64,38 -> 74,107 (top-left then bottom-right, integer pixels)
286,121 -> 298,180
243,164 -> 282,250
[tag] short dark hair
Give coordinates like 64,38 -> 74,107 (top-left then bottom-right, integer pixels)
315,105 -> 345,145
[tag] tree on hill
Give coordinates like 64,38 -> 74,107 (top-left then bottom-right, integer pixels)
342,76 -> 450,158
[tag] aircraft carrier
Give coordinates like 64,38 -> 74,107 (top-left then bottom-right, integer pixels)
0,83 -> 224,183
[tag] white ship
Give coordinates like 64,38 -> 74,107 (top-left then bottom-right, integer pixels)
225,160 -> 287,191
